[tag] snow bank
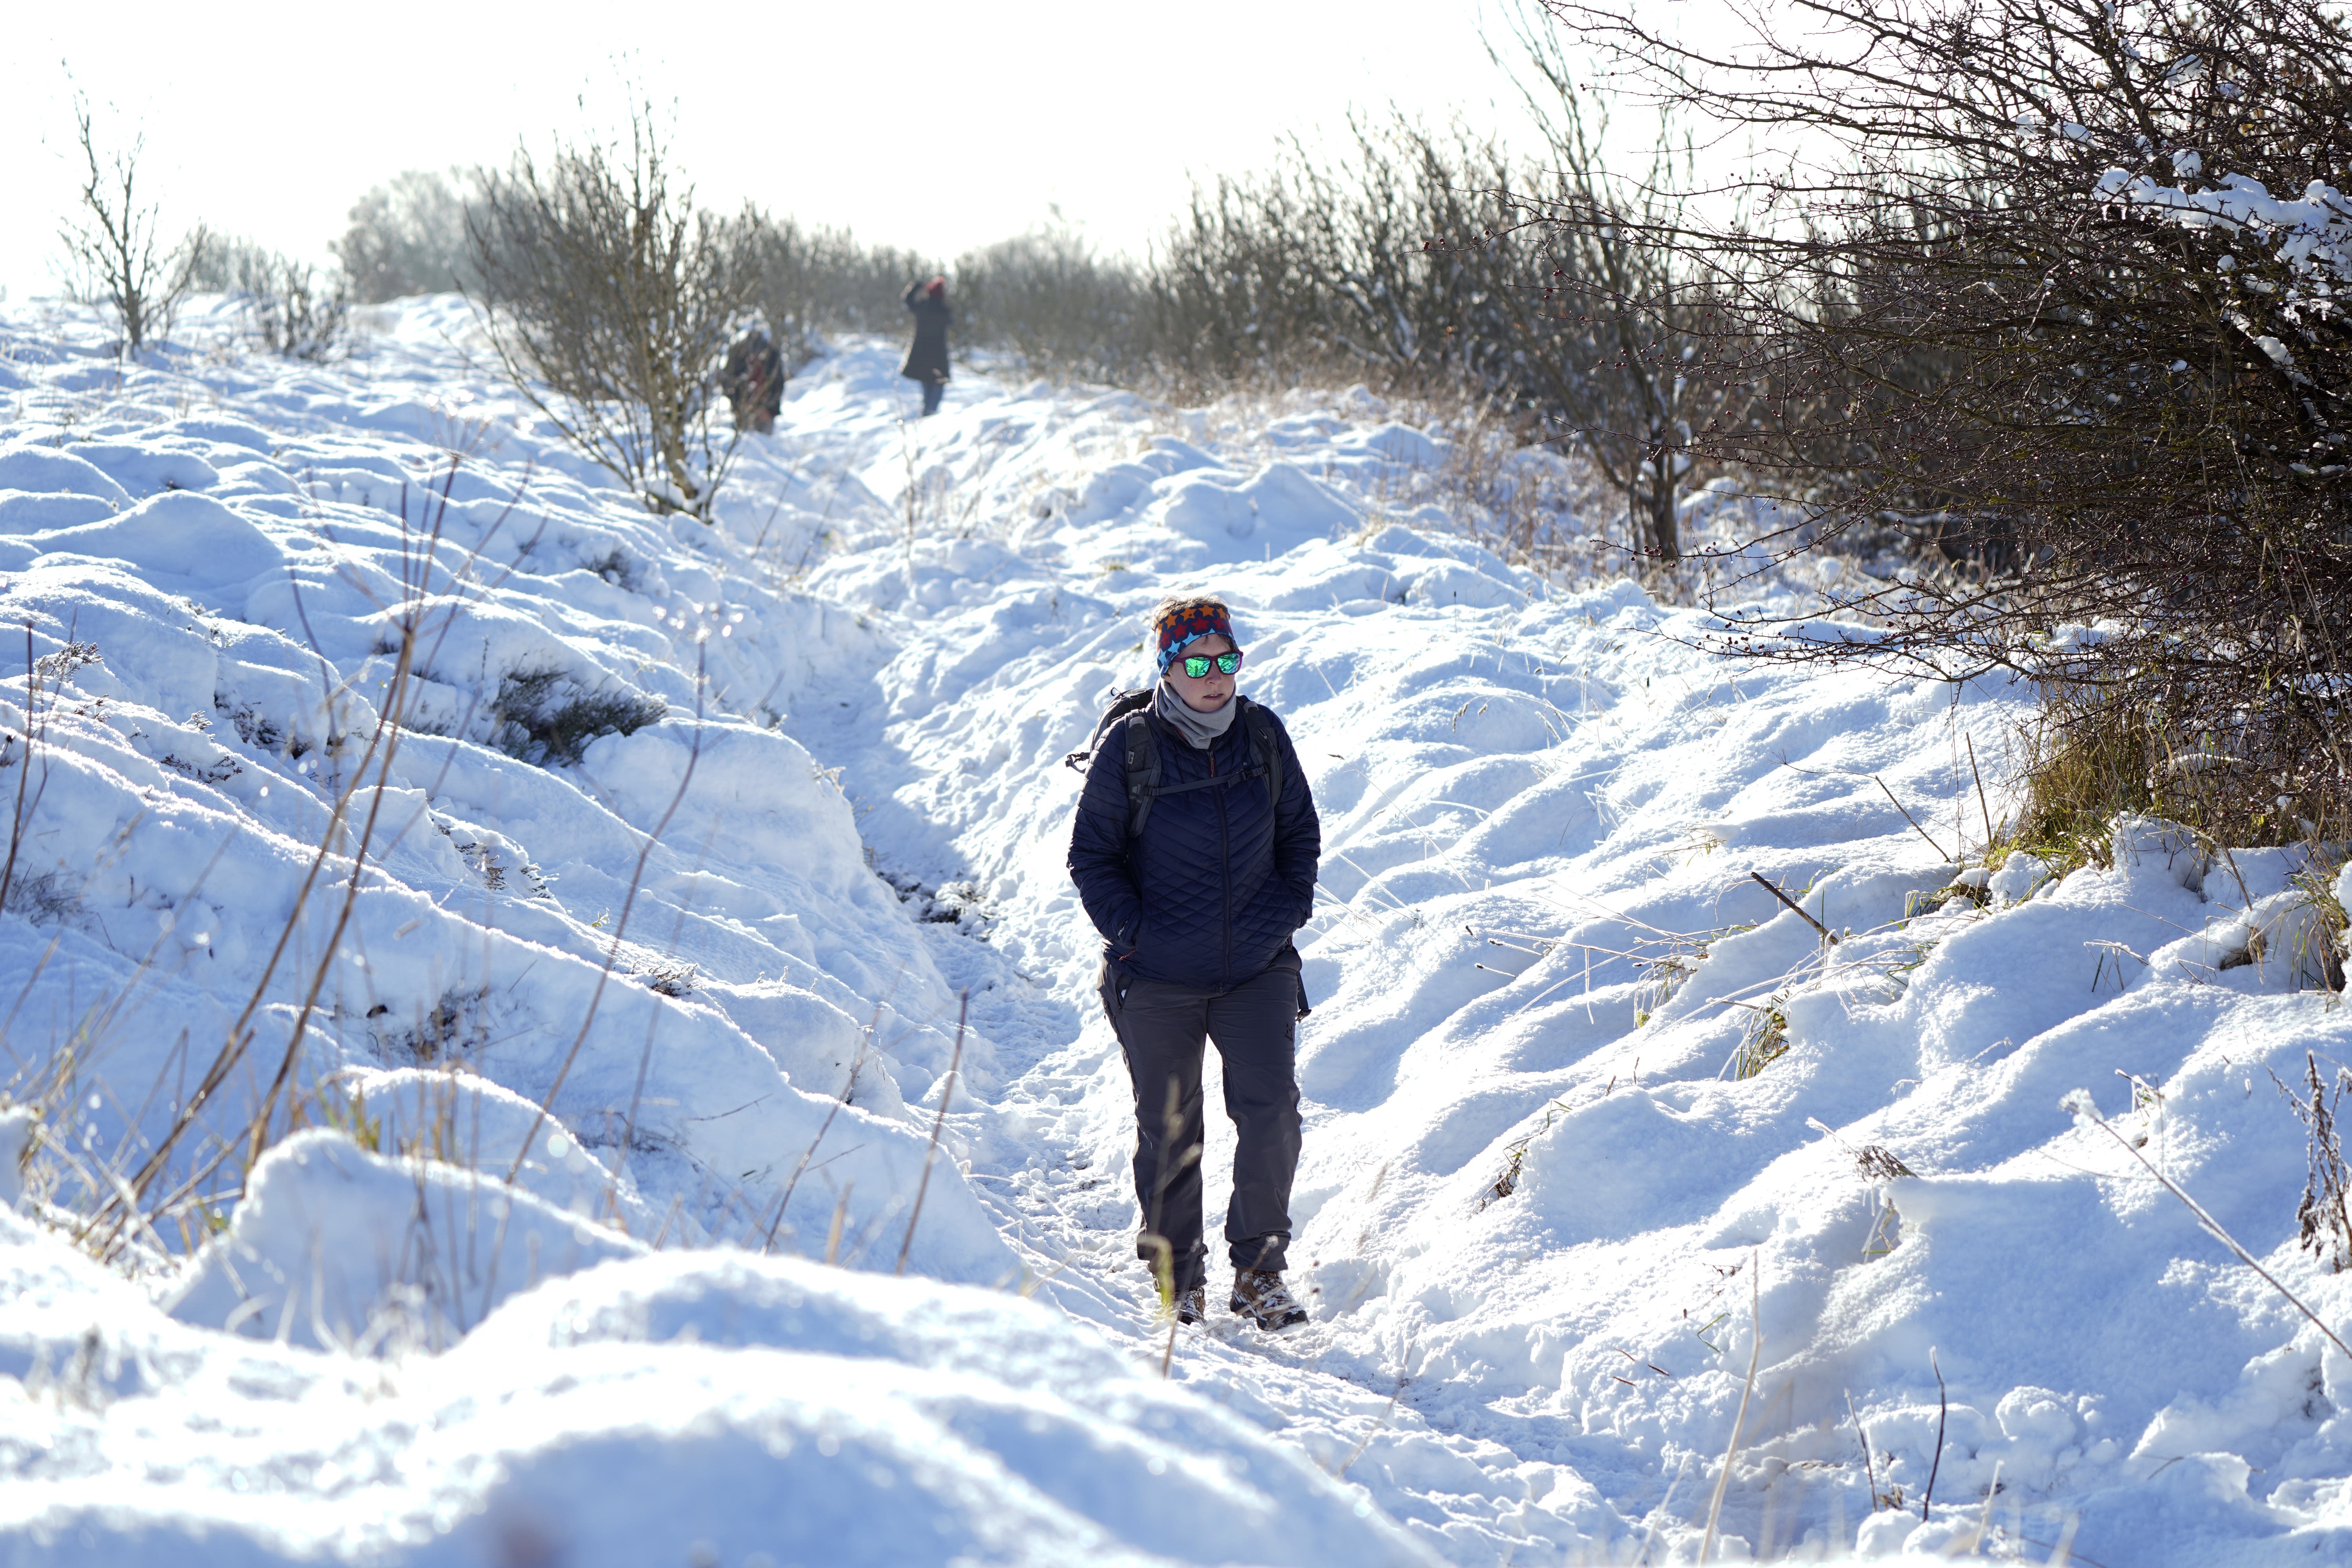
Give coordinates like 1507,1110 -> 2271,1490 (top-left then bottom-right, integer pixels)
0,1203 -> 1422,1566
165,1128 -> 647,1353
0,294 -> 1007,1303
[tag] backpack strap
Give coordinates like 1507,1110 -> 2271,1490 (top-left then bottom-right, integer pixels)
1122,712 -> 1161,838
1241,698 -> 1284,820
1066,690 -> 1283,843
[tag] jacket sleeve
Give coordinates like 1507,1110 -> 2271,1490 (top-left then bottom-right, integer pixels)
1067,738 -> 1141,951
903,282 -> 921,310
1268,715 -> 1321,931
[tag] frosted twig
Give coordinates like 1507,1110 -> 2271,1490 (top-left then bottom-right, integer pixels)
2066,1090 -> 2352,1363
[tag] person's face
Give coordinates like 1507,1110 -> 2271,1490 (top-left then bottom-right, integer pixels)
1167,633 -> 1239,712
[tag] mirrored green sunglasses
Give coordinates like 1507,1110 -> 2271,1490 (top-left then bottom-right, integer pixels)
1180,650 -> 1243,678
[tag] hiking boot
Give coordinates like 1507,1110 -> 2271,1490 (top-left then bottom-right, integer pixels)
1175,1285 -> 1207,1325
1229,1268 -> 1308,1331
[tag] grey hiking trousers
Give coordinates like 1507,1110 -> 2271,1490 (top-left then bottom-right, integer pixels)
1100,950 -> 1303,1296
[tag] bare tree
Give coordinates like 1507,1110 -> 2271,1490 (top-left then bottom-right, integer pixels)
1480,56 -> 1736,564
58,96 -> 206,357
465,105 -> 759,521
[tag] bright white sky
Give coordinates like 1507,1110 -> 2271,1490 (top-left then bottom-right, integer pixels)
0,0 -> 1632,299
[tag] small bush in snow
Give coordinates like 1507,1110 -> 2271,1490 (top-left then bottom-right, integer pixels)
487,668 -> 665,768
57,94 -> 207,357
4,869 -> 83,927
229,250 -> 350,362
370,987 -> 492,1066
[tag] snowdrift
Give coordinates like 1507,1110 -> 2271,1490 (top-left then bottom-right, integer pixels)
0,1201 -> 1423,1566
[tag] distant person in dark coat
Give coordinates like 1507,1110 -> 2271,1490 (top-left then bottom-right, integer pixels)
722,328 -> 784,434
902,276 -> 951,417
1067,596 -> 1321,1332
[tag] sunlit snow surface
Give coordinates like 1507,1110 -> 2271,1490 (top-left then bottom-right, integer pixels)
0,294 -> 2347,1565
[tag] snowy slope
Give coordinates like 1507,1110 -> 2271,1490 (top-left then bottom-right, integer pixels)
0,293 -> 2346,1565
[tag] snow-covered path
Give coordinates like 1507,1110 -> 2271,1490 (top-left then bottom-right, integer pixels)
0,298 -> 2348,1566
757,365 -> 1673,1559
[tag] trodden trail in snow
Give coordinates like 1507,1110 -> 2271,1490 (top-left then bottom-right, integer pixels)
765,356 -> 1658,1558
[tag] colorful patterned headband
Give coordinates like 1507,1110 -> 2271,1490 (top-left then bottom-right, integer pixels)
1153,603 -> 1237,675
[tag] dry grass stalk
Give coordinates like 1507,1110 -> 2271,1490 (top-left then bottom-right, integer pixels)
1698,1252 -> 1762,1564
2274,1053 -> 2352,1272
895,991 -> 968,1276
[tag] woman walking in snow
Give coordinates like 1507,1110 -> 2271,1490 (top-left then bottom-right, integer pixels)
901,276 -> 951,417
1067,597 -> 1321,1330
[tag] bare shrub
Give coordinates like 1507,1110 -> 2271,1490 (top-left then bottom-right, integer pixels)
952,223 -> 1151,384
465,105 -> 759,521
57,95 -> 207,357
184,233 -> 269,294
333,169 -> 483,303
744,215 -> 937,367
1147,90 -> 1730,559
1148,116 -> 1517,392
236,252 -> 349,361
187,236 -> 351,359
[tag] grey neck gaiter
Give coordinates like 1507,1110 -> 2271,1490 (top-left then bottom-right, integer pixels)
1155,680 -> 1238,749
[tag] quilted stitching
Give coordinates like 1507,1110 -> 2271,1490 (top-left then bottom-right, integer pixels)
1068,700 -> 1320,991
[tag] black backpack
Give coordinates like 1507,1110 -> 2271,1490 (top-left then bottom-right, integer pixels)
1063,690 -> 1285,838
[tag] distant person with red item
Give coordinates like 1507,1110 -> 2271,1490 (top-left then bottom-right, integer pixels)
902,276 -> 951,417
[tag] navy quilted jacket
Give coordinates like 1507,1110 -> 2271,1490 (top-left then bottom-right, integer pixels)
1068,697 -> 1320,991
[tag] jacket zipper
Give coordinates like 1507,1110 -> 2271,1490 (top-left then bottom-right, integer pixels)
1212,733 -> 1233,989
